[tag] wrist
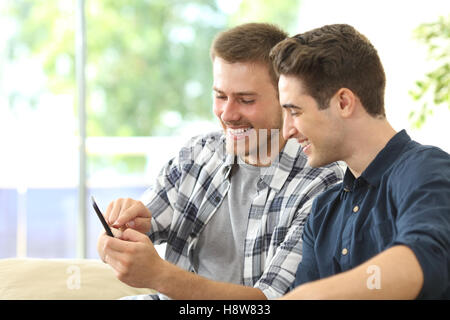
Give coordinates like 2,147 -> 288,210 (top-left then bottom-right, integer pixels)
150,258 -> 174,293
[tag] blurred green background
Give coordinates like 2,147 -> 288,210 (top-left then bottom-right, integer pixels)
2,1 -> 449,175
2,0 -> 301,174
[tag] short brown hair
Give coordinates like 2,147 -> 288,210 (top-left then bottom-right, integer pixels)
270,24 -> 386,117
211,23 -> 288,87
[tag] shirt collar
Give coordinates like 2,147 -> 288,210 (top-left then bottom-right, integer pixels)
343,129 -> 411,189
218,137 -> 303,190
222,148 -> 236,178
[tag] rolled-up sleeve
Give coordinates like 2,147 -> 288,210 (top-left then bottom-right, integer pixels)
392,149 -> 450,299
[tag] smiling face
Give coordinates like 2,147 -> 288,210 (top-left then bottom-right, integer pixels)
278,75 -> 344,168
213,57 -> 285,166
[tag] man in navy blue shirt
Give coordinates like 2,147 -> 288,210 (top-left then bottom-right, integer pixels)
270,24 -> 450,299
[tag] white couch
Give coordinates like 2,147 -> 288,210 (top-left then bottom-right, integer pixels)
0,258 -> 155,300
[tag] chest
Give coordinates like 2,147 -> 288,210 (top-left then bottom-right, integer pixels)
315,186 -> 398,274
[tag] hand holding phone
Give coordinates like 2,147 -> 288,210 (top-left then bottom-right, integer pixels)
91,196 -> 115,237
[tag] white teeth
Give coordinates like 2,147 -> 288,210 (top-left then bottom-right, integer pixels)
228,127 -> 251,134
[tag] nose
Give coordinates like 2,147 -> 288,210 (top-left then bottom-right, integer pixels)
220,99 -> 240,123
282,112 -> 298,140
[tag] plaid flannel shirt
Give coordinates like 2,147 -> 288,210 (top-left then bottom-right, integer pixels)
139,131 -> 344,299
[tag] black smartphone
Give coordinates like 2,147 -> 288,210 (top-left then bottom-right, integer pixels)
91,196 -> 114,237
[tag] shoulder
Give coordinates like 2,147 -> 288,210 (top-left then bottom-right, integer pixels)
314,161 -> 346,182
292,158 -> 345,192
385,142 -> 450,207
283,143 -> 345,203
390,141 -> 450,183
298,161 -> 345,194
180,130 -> 225,152
176,131 -> 226,165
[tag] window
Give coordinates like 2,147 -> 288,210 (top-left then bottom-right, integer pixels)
0,0 -> 301,259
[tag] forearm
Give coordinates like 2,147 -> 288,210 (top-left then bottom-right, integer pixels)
154,260 -> 267,300
282,245 -> 424,300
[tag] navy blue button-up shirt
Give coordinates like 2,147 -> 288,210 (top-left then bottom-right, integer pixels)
294,130 -> 450,299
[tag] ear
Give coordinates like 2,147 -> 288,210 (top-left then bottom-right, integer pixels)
332,88 -> 356,118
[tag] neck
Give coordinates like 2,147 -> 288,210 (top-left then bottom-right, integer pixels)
344,119 -> 396,178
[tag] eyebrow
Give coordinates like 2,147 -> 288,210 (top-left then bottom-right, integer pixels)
282,103 -> 302,109
213,87 -> 258,96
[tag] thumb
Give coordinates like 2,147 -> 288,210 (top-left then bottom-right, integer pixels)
119,228 -> 146,243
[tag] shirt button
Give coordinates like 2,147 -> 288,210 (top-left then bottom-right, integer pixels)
353,205 -> 359,213
342,248 -> 348,255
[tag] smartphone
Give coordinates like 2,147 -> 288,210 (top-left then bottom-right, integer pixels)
91,196 -> 114,237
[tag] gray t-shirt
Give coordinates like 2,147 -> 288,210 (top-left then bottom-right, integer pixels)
192,159 -> 261,284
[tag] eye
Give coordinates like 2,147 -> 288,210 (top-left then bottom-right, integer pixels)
215,94 -> 227,100
288,107 -> 303,117
240,98 -> 255,105
284,110 -> 302,118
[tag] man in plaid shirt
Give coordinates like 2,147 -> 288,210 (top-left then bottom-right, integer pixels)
97,23 -> 344,299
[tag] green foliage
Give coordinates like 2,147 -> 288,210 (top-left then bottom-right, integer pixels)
3,0 -> 301,174
5,0 -> 302,138
409,15 -> 450,129
5,0 -> 226,136
229,0 -> 301,34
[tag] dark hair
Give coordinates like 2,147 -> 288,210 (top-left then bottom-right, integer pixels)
270,24 -> 386,117
211,23 -> 288,87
